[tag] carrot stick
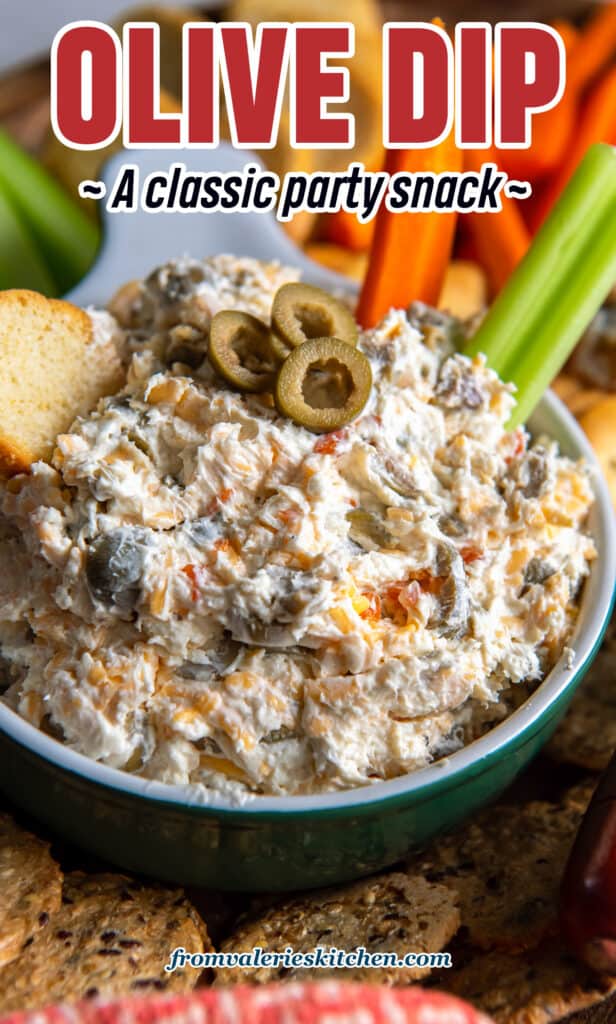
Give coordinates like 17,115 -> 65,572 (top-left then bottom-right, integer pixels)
550,19 -> 579,55
463,148 -> 531,294
567,2 -> 616,94
356,135 -> 462,328
530,64 -> 616,231
500,94 -> 576,184
322,157 -> 384,251
323,209 -> 375,252
500,7 -> 616,186
499,22 -> 577,184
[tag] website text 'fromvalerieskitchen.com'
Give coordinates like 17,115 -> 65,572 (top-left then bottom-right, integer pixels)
164,946 -> 453,973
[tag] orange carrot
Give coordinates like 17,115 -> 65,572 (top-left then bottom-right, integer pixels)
551,18 -> 580,55
499,22 -> 577,184
356,136 -> 461,328
530,63 -> 616,231
500,94 -> 576,184
323,209 -> 375,252
500,6 -> 616,187
567,2 -> 616,94
463,148 -> 531,295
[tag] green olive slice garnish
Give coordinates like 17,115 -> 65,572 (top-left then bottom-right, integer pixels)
272,282 -> 358,351
275,337 -> 372,432
209,310 -> 282,392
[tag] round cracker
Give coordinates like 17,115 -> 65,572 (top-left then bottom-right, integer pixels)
411,800 -> 584,953
0,813 -> 63,969
439,940 -> 616,1024
0,872 -> 211,1014
305,243 -> 369,284
227,0 -> 380,32
215,872 -> 459,986
562,779 -> 597,814
438,261 -> 488,322
331,32 -> 384,174
548,692 -> 616,774
224,8 -> 383,175
566,387 -> 608,418
113,6 -> 208,98
552,373 -> 583,405
43,89 -> 181,218
569,303 -> 616,393
579,396 -> 616,508
548,616 -> 616,773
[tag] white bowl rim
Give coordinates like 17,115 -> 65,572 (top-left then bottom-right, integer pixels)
0,390 -> 614,816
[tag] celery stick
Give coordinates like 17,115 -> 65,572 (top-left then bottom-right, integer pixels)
464,145 -> 616,378
0,130 -> 99,294
0,184 -> 57,295
506,200 -> 616,427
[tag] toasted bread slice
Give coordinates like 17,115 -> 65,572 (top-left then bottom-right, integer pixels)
0,290 -> 124,477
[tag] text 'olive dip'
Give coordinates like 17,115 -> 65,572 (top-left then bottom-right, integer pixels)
0,257 -> 596,799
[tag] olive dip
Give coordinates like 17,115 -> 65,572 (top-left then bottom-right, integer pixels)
0,256 -> 596,798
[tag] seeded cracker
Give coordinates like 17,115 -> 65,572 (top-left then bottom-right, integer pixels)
0,873 -> 211,1014
0,813 -> 63,968
410,800 -> 584,953
547,616 -> 616,773
561,778 -> 597,814
215,872 -> 459,985
438,940 -> 616,1024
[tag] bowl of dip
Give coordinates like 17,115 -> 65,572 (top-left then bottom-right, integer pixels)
0,254 -> 613,891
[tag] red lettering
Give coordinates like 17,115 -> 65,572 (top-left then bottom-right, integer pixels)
185,25 -> 217,145
293,25 -> 353,148
456,23 -> 491,147
125,25 -> 182,146
496,24 -> 565,147
385,24 -> 453,148
52,23 -> 119,148
220,25 -> 288,147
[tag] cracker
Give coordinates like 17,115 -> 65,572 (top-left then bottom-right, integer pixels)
438,940 -> 616,1024
215,872 -> 459,986
0,813 -> 63,968
411,800 -> 583,953
227,0 -> 380,32
0,872 -> 211,1014
579,397 -> 616,508
566,387 -> 607,418
548,693 -> 616,773
439,261 -> 488,321
0,290 -> 124,476
304,243 -> 369,285
552,373 -> 583,405
561,779 -> 597,814
548,618 -> 616,773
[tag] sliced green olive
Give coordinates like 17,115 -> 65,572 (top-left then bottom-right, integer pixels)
272,282 -> 358,351
275,337 -> 372,432
86,527 -> 148,611
209,310 -> 283,392
346,509 -> 396,550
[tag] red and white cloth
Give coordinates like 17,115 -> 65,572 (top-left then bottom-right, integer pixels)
0,984 -> 492,1024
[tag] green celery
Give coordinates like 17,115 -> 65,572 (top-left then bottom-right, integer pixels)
505,200 -> 616,427
0,130 -> 99,294
0,182 -> 57,295
464,145 -> 616,415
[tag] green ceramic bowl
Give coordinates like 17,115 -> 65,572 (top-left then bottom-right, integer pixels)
0,391 -> 613,891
